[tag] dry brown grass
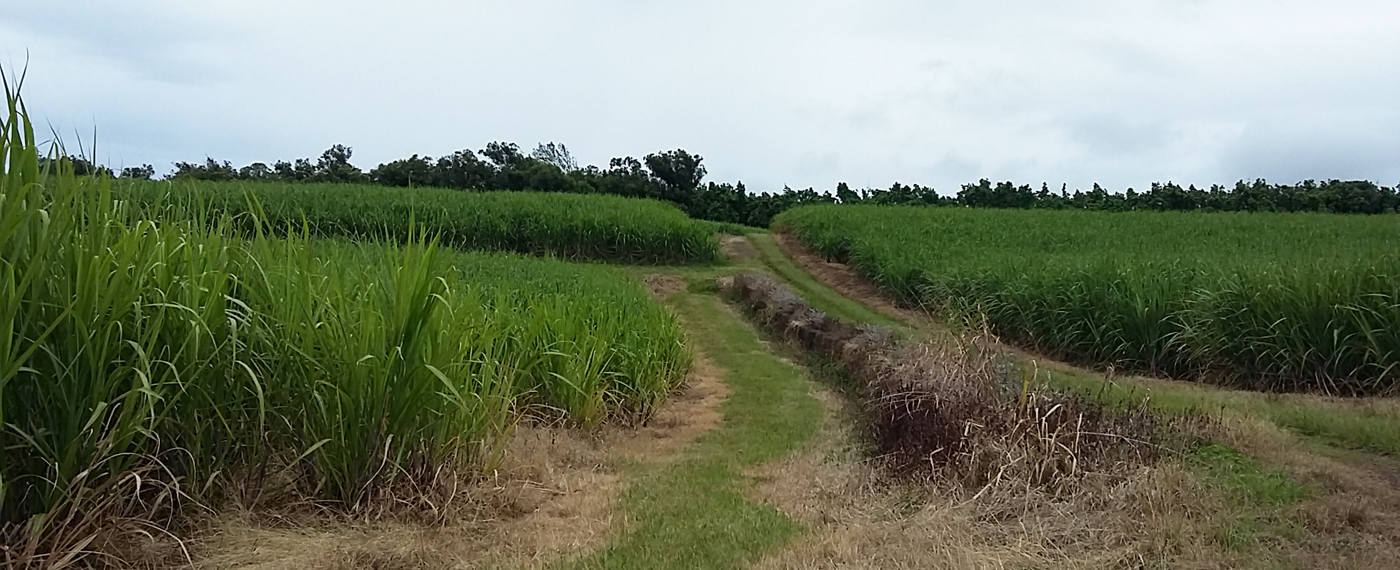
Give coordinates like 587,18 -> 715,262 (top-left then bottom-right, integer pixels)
737,372 -> 1400,570
749,383 -> 1400,569
724,271 -> 1166,487
642,273 -> 689,300
748,414 -> 1227,569
1215,417 -> 1400,564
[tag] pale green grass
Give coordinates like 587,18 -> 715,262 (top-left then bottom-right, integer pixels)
1047,369 -> 1400,455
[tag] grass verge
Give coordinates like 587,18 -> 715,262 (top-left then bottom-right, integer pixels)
1047,369 -> 1400,455
553,288 -> 822,570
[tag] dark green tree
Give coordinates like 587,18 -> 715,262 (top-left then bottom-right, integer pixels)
835,181 -> 859,204
370,154 -> 435,187
309,144 -> 366,183
119,164 -> 155,180
644,149 -> 706,208
481,142 -> 525,167
170,158 -> 237,181
238,162 -> 274,180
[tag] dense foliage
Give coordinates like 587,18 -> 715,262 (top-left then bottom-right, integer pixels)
115,144 -> 1399,229
1,85 -> 689,559
775,205 -> 1400,396
951,179 -> 1400,214
120,180 -> 721,264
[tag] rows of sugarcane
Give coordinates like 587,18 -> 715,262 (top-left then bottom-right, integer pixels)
118,179 -> 721,265
774,205 -> 1400,395
1,83 -> 689,556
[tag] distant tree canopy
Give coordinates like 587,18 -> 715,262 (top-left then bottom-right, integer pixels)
38,156 -> 113,178
124,142 -> 1400,227
952,179 -> 1400,215
531,142 -> 577,172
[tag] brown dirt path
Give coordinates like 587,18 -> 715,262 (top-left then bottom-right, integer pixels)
721,234 -> 759,262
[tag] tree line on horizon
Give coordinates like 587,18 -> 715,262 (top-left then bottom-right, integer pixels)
69,142 -> 1400,227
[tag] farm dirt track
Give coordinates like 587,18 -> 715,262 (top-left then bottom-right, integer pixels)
721,234 -> 759,261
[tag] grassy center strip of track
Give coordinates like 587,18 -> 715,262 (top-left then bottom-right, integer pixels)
552,287 -> 823,570
746,233 -> 904,328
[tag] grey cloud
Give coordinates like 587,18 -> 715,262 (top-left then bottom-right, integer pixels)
0,0 -> 1397,193
923,154 -> 982,188
0,2 -> 234,85
1221,121 -> 1400,183
796,152 -> 841,179
1064,115 -> 1173,156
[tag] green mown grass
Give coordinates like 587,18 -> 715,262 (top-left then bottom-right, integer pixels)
1189,443 -> 1308,551
556,290 -> 822,570
1047,369 -> 1400,455
1191,444 -> 1308,506
775,205 -> 1400,395
702,220 -> 766,236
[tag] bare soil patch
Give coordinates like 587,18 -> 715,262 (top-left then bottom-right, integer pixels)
721,234 -> 759,261
182,352 -> 729,570
643,273 -> 688,300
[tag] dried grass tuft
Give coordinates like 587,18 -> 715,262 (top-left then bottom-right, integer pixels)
725,271 -> 1177,491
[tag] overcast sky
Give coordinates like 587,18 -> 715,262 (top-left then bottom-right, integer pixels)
2,0 -> 1398,193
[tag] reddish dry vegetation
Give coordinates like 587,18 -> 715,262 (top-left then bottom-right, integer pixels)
723,271 -> 1168,489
